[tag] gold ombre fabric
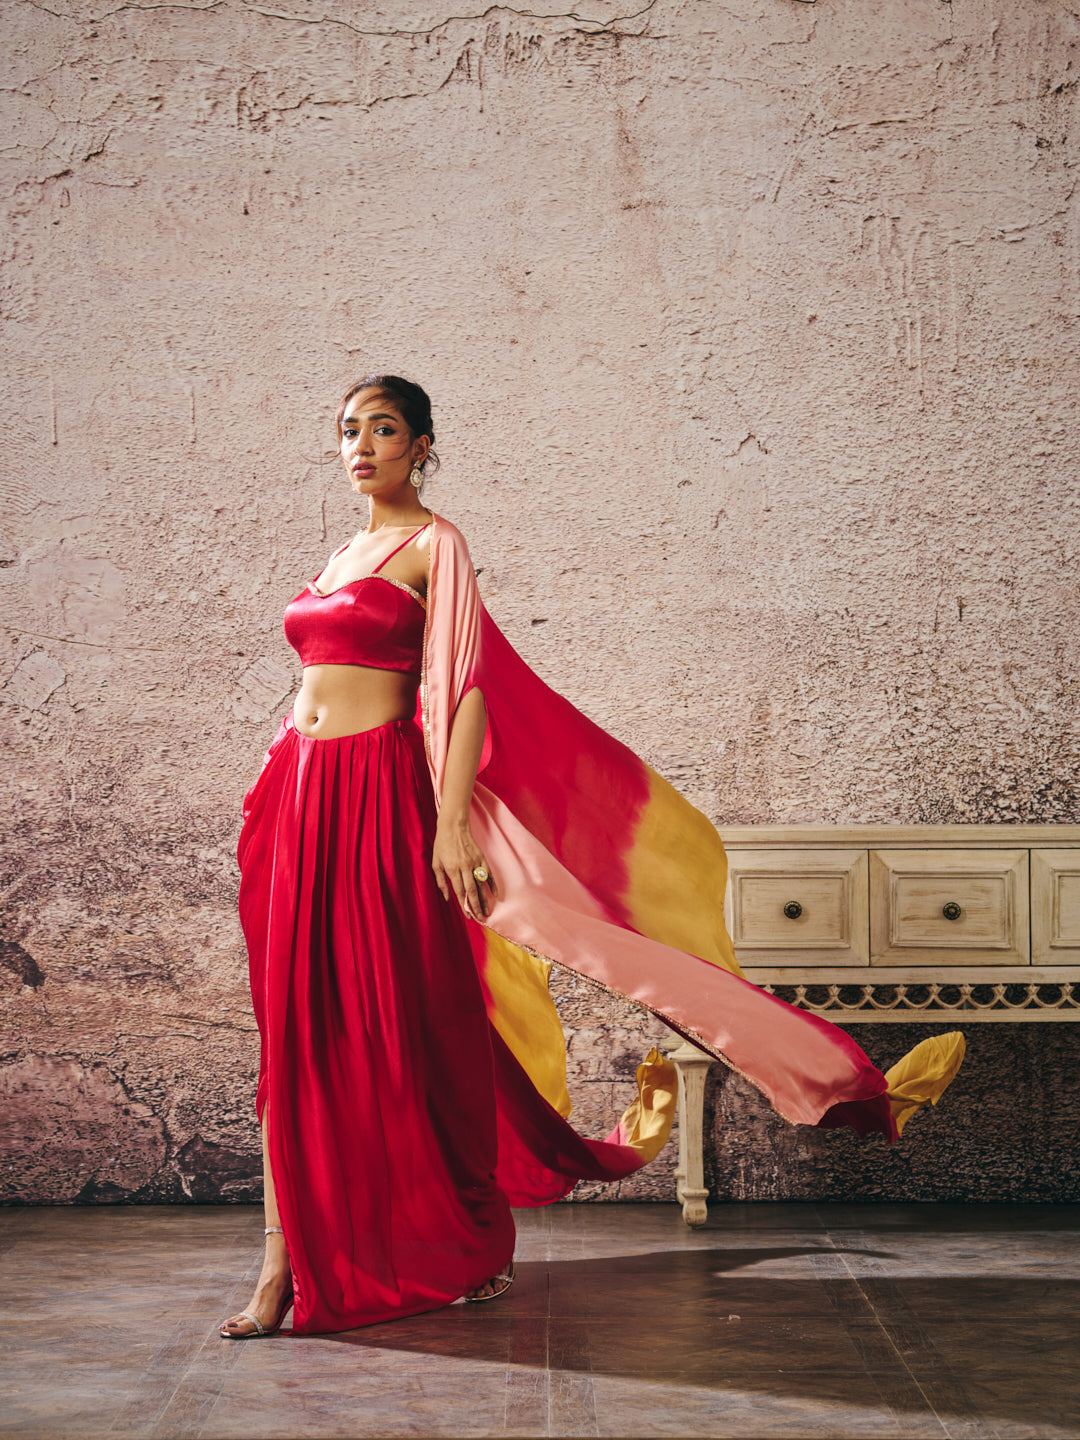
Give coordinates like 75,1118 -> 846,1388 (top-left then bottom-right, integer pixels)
607,1047 -> 680,1163
884,1032 -> 967,1136
476,929 -> 679,1167
421,514 -> 963,1163
626,769 -> 744,977
480,931 -> 573,1119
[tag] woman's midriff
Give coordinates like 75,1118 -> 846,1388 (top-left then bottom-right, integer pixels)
292,664 -> 420,740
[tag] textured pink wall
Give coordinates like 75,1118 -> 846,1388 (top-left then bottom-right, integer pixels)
2,0 -> 1078,1203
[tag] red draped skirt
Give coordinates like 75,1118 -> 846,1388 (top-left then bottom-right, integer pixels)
238,716 -> 647,1334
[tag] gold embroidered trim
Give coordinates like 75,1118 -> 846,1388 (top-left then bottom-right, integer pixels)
308,573 -> 427,608
377,575 -> 427,609
309,525 -> 431,605
419,514 -> 437,774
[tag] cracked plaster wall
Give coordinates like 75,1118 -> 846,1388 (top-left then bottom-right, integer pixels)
2,0 -> 1079,1205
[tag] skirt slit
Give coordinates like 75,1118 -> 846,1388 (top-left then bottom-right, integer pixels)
239,716 -> 516,1334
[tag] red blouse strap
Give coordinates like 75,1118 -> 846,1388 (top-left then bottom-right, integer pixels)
373,523 -> 430,573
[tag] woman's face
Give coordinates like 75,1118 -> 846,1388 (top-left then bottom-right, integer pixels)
338,389 -> 428,499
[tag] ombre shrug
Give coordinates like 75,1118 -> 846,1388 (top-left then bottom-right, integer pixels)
417,514 -> 964,1192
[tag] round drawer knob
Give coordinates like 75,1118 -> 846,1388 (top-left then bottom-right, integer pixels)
942,902 -> 963,921
783,901 -> 803,920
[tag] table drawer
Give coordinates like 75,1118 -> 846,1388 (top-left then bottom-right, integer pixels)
1032,849 -> 1080,965
870,849 -> 1029,965
724,849 -> 868,966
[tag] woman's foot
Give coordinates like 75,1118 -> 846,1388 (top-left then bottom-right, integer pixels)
464,1259 -> 515,1303
219,1229 -> 294,1338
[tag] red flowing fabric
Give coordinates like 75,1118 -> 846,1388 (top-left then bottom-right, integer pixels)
238,714 -> 648,1334
420,516 -> 906,1140
236,514 -> 964,1335
489,1028 -> 651,1204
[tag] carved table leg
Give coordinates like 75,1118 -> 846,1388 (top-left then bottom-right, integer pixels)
664,1036 -> 713,1226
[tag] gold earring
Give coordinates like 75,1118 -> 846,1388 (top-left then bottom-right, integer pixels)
409,464 -> 423,490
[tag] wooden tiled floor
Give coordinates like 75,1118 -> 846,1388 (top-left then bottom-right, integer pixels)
1,1202 -> 1077,1438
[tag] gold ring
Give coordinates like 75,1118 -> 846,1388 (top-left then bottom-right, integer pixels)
472,865 -> 489,884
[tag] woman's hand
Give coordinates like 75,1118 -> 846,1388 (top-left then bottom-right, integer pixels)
434,688 -> 492,919
432,814 -> 497,920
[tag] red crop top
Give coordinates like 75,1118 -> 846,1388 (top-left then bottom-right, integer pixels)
283,526 -> 428,673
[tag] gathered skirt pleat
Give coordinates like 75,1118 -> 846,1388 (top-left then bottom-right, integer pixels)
238,716 -> 516,1334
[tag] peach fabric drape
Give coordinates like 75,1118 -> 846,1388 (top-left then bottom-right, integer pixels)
420,514 -> 964,1147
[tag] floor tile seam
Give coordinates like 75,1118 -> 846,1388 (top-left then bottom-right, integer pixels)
140,1386 -> 224,1440
824,1223 -> 1004,1440
816,1214 -> 950,1440
140,1340 -> 245,1440
502,1365 -> 545,1434
102,1270 -> 257,1439
101,1341 -> 217,1438
545,1265 -> 553,1439
834,1277 -> 946,1430
548,1376 -> 599,1439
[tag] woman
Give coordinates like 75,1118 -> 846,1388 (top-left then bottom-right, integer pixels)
220,375 -> 964,1339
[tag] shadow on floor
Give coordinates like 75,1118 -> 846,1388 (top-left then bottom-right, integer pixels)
315,1247 -> 1080,1433
4,1204 -> 1077,1438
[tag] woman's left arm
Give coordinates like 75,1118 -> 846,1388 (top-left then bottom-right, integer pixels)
431,686 -> 496,920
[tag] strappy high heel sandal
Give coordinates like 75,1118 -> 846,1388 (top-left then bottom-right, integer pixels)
464,1259 -> 515,1303
219,1227 -> 294,1339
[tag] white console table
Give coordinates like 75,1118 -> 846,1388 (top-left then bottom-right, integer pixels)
666,824 -> 1080,1224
